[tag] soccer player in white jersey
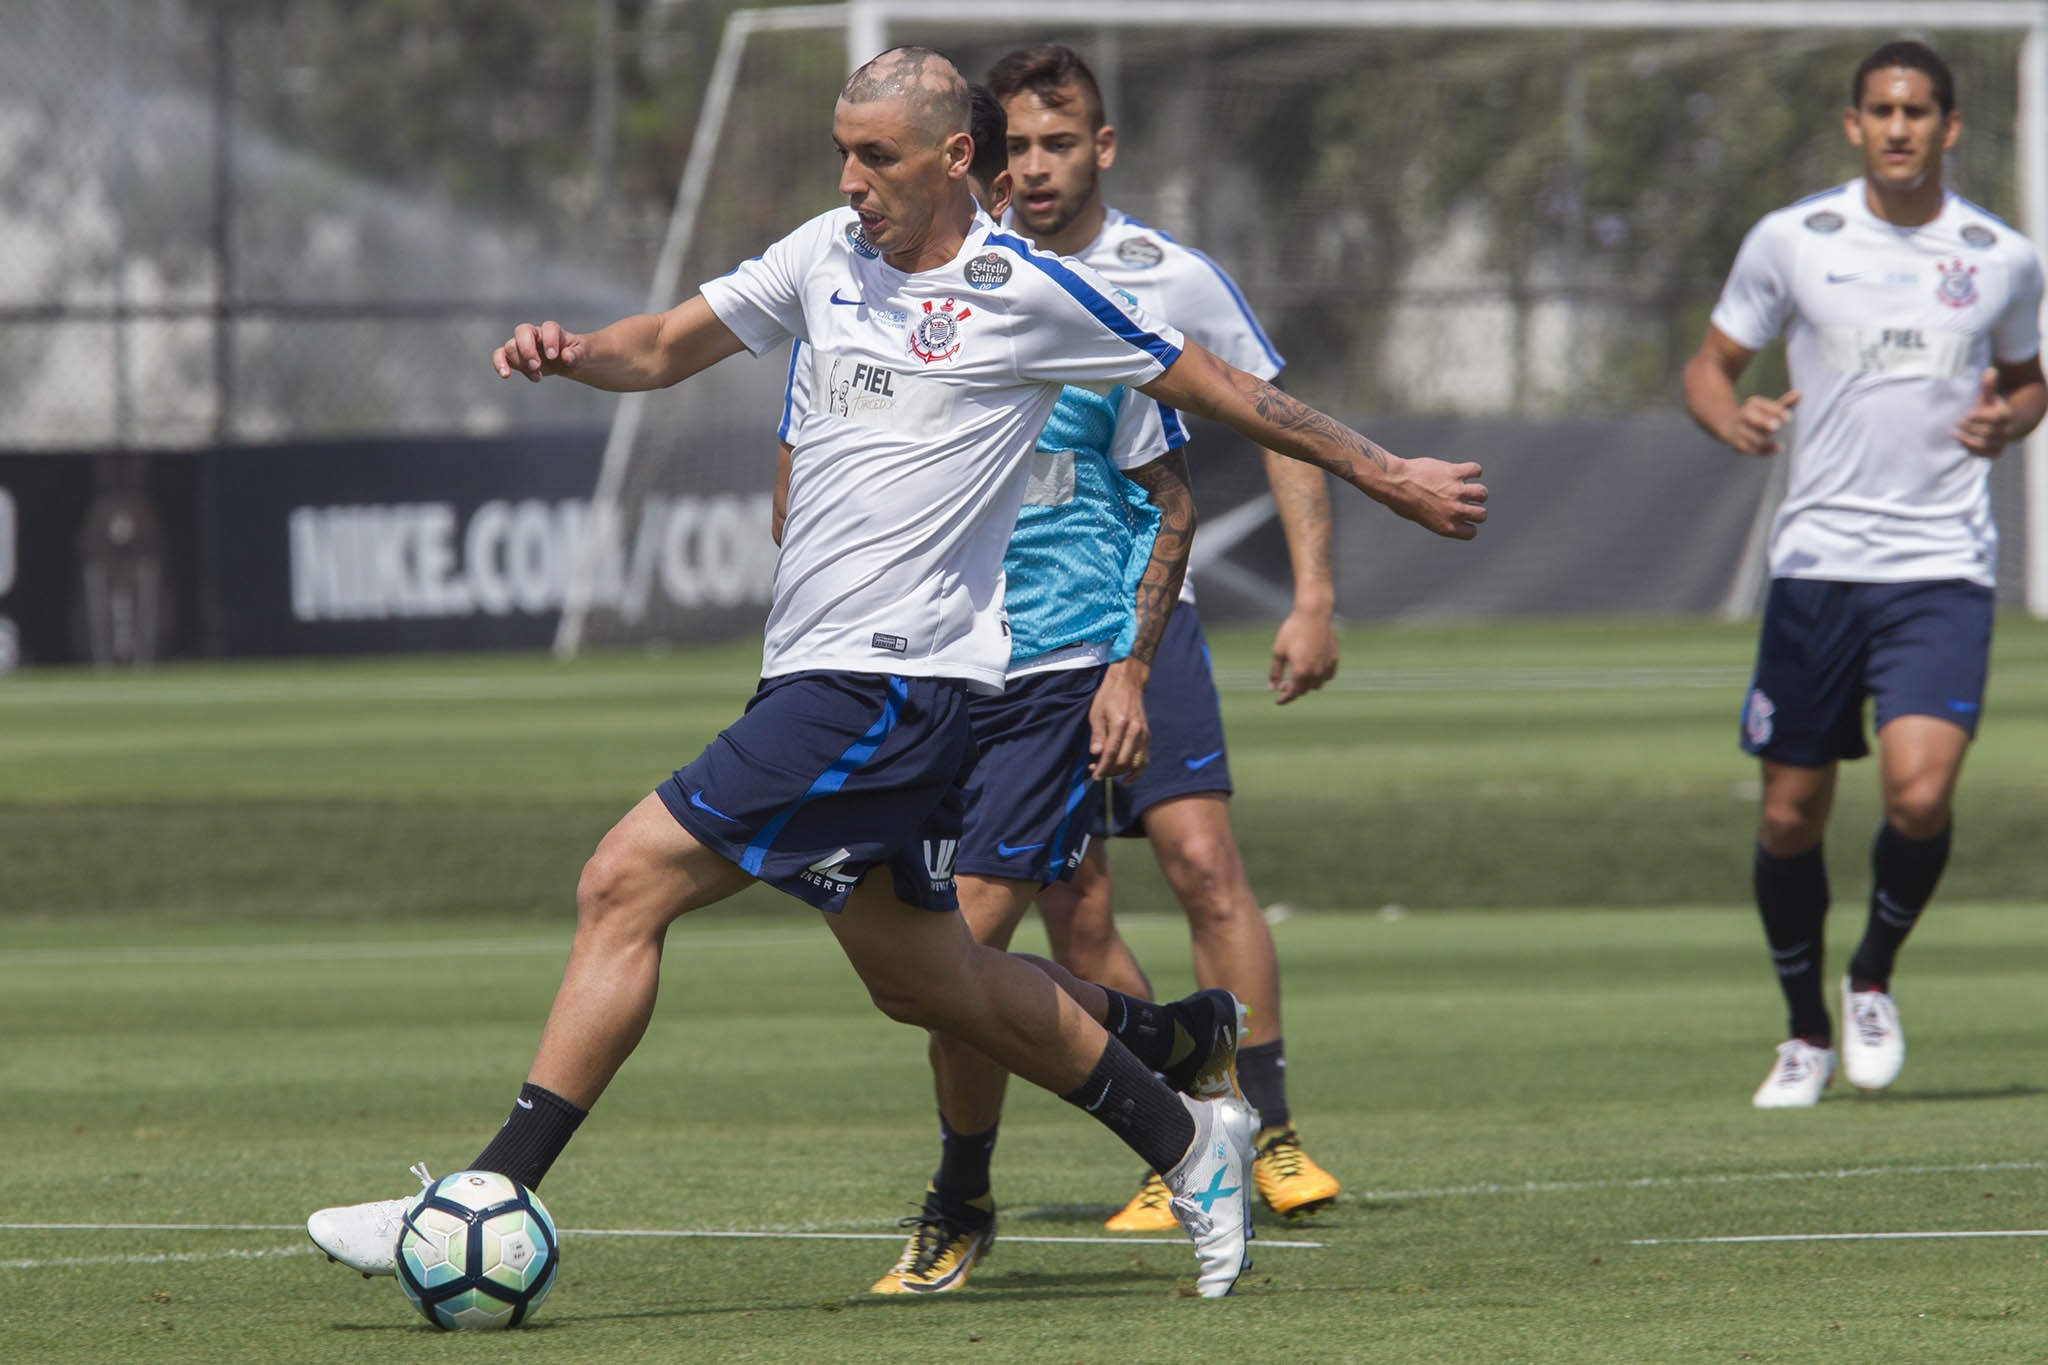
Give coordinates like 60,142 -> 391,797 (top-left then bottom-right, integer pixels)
986,43 -> 1342,1225
1683,40 -> 2044,1109
774,90 -> 1232,1293
306,48 -> 1485,1301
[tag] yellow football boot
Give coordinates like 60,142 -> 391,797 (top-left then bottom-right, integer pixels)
870,1188 -> 995,1293
1102,1170 -> 1179,1232
1251,1127 -> 1340,1219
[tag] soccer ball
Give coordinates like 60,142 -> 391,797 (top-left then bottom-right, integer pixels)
395,1170 -> 559,1330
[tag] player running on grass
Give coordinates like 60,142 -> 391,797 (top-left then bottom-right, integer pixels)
775,85 -> 1228,1294
1682,39 -> 2043,1108
307,46 -> 1485,1300
988,43 -> 1345,1229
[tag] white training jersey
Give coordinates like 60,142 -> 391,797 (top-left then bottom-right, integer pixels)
1056,207 -> 1287,604
1710,180 -> 2043,586
779,337 -> 1176,681
703,206 -> 1184,693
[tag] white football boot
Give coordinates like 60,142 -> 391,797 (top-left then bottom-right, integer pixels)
1163,1094 -> 1256,1297
1841,978 -> 1905,1091
1751,1039 -> 1835,1109
305,1162 -> 434,1277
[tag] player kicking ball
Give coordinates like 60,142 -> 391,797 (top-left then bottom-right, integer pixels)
776,85 -> 1239,1294
307,47 -> 1484,1300
1682,40 -> 2043,1108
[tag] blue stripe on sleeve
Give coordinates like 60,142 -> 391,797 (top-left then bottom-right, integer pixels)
738,675 -> 908,877
986,231 -> 1183,370
777,340 -> 804,441
1156,400 -> 1189,450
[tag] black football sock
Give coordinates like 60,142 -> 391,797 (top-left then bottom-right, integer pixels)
469,1082 -> 588,1190
1754,842 -> 1832,1043
1238,1039 -> 1290,1132
1060,1038 -> 1197,1175
1848,821 -> 1951,989
1097,988 -> 1176,1071
932,1116 -> 998,1204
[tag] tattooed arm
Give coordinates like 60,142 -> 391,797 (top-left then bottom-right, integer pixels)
1122,451 -> 1197,669
1085,450 -> 1195,780
1140,341 -> 1486,539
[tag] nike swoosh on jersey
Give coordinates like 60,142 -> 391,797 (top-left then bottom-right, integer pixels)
1825,272 -> 1863,284
995,840 -> 1048,857
830,289 -> 863,306
1184,749 -> 1226,770
689,789 -> 740,822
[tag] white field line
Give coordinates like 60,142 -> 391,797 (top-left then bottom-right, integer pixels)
1634,1229 -> 2048,1246
0,1223 -> 1321,1261
0,1245 -> 317,1271
1358,1158 -> 2048,1203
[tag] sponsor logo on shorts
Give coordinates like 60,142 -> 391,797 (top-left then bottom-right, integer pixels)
1936,259 -> 1979,309
908,298 -> 969,364
801,848 -> 861,893
923,838 -> 959,893
871,632 -> 908,654
1116,236 -> 1165,269
1744,688 -> 1776,747
1064,833 -> 1091,873
1803,210 -> 1845,234
1184,748 -> 1226,771
964,252 -> 1012,290
1961,223 -> 1997,249
995,839 -> 1046,858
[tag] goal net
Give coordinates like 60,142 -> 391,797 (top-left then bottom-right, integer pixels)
557,1 -> 2048,655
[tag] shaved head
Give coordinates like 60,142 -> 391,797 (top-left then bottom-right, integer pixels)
842,45 -> 970,144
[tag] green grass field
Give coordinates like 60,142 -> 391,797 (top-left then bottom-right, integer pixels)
4,619 -> 2046,1361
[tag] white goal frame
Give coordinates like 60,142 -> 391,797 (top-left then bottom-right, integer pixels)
557,0 -> 2048,655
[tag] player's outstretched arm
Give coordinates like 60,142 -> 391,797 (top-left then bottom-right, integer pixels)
1087,451 -> 1197,779
1682,324 -> 1800,457
1140,342 -> 1485,540
491,296 -> 748,392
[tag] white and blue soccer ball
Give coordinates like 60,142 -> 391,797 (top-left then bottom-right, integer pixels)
395,1170 -> 559,1330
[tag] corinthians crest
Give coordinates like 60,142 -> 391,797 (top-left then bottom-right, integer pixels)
909,297 -> 970,363
1935,258 -> 1978,309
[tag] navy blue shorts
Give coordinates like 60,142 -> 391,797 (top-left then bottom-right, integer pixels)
1103,603 -> 1231,837
1741,578 -> 1994,767
958,665 -> 1104,885
657,671 -> 977,913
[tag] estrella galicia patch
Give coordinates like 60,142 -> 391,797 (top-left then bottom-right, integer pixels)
845,221 -> 879,259
1961,223 -> 1998,249
1936,258 -> 1979,309
908,297 -> 969,363
1115,236 -> 1165,269
964,252 -> 1012,290
1802,210 -> 1845,234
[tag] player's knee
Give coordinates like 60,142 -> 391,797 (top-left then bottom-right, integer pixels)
1884,784 -> 1952,841
573,843 -> 660,939
1757,799 -> 1826,855
1161,835 -> 1247,922
865,978 -> 942,1029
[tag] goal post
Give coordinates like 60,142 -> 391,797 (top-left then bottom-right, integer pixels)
556,0 -> 2048,657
